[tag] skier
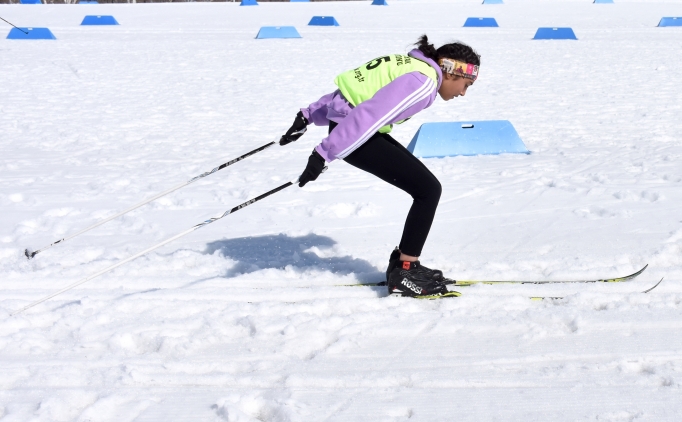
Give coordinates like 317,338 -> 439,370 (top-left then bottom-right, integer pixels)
279,35 -> 480,297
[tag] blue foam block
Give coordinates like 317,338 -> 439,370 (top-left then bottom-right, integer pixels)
658,17 -> 682,27
371,0 -> 388,5
256,26 -> 301,39
19,0 -> 42,3
406,121 -> 528,158
81,15 -> 119,25
79,1 -> 99,3
240,0 -> 258,5
309,16 -> 339,26
482,0 -> 503,4
464,17 -> 499,27
594,0 -> 614,3
7,27 -> 55,40
533,27 -> 577,40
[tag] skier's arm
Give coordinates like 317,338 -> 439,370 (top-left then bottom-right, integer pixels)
300,91 -> 339,126
282,91 -> 344,145
314,72 -> 437,162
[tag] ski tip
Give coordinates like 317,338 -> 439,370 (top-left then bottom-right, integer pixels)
643,277 -> 664,294
604,263 -> 649,282
626,263 -> 649,279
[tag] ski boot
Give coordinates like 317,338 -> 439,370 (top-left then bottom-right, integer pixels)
386,247 -> 444,283
385,247 -> 401,283
387,260 -> 449,297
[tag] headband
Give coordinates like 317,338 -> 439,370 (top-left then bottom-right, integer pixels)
438,58 -> 479,81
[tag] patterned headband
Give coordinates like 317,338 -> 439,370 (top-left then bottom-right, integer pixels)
438,58 -> 479,81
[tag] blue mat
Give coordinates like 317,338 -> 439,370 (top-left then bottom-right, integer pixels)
7,27 -> 55,40
81,15 -> 119,25
533,27 -> 577,40
658,17 -> 682,27
406,121 -> 528,158
309,16 -> 339,26
482,0 -> 503,4
240,0 -> 258,5
371,0 -> 388,5
256,26 -> 301,39
464,17 -> 499,27
19,0 -> 42,3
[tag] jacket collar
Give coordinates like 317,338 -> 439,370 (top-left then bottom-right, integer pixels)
408,49 -> 443,92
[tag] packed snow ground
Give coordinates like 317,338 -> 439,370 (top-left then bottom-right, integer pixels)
1,0 -> 682,420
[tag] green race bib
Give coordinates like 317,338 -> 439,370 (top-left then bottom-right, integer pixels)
334,54 -> 438,133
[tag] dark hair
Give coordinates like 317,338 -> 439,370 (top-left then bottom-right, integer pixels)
415,34 -> 480,66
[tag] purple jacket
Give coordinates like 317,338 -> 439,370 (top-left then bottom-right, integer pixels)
300,49 -> 443,162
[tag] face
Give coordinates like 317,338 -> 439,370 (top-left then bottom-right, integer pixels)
438,74 -> 474,101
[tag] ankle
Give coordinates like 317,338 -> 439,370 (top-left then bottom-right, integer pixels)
399,253 -> 418,262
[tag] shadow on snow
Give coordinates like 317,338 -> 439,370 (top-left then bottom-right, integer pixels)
204,233 -> 383,283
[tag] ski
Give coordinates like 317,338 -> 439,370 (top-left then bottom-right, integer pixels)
346,264 -> 648,288
389,291 -> 463,300
389,278 -> 664,301
450,264 -> 649,286
529,277 -> 664,300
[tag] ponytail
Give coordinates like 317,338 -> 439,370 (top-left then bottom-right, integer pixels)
415,34 -> 481,66
415,34 -> 440,63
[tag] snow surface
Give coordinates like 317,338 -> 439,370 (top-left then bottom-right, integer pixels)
1,0 -> 682,420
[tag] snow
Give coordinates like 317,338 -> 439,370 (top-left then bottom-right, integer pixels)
1,0 -> 681,420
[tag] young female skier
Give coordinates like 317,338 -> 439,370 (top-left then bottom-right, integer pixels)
279,35 -> 480,297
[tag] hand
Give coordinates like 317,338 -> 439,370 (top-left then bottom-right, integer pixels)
299,150 -> 327,187
280,111 -> 309,146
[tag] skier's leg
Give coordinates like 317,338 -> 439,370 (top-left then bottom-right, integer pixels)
341,132 -> 442,258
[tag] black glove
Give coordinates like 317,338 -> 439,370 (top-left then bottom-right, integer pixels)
280,111 -> 309,146
299,149 -> 327,187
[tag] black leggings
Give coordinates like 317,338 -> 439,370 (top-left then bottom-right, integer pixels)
329,122 -> 441,257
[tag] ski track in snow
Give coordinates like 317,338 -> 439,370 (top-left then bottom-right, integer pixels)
1,0 -> 682,420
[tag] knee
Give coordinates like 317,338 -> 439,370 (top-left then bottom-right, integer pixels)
430,179 -> 442,203
415,176 -> 441,205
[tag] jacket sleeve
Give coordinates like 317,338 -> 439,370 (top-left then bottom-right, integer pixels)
314,71 -> 437,162
299,91 -> 337,127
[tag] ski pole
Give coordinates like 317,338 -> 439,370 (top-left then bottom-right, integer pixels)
0,16 -> 29,34
25,141 -> 277,260
11,177 -> 298,316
